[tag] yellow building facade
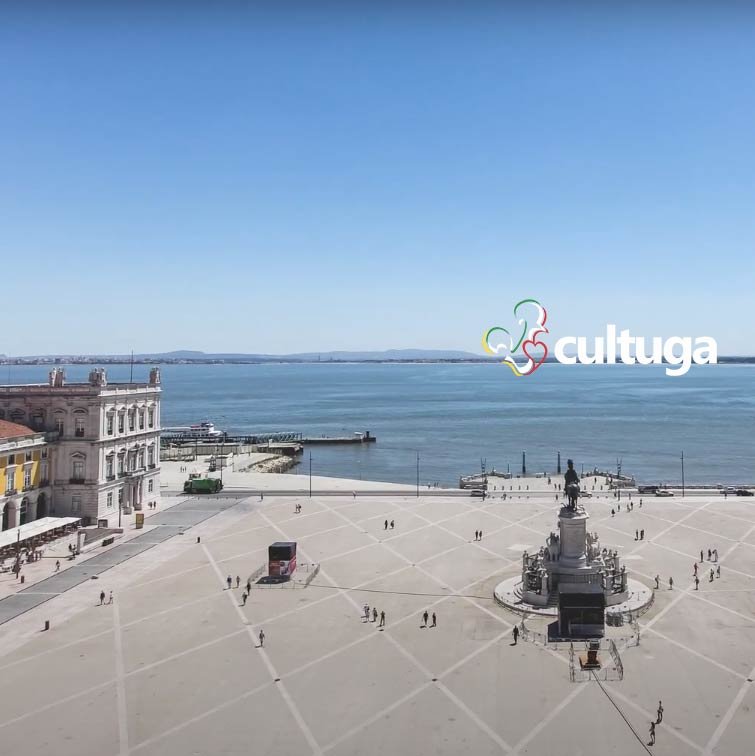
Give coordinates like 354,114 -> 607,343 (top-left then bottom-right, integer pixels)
0,421 -> 52,531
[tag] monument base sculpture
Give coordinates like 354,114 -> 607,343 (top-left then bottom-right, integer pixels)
494,458 -> 652,633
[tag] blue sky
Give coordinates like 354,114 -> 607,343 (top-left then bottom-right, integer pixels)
2,3 -> 754,355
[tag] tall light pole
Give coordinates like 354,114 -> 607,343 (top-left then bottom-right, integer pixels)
416,451 -> 420,498
309,452 -> 312,498
681,450 -> 685,498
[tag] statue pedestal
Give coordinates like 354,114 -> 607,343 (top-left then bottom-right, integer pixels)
558,507 -> 589,569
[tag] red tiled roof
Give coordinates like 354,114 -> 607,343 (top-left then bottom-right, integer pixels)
0,420 -> 36,439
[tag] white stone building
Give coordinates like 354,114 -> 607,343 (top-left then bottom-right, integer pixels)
0,367 -> 161,527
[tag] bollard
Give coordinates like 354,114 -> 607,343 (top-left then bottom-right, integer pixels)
44,620 -> 50,631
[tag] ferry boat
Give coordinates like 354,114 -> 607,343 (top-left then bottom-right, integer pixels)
161,421 -> 224,440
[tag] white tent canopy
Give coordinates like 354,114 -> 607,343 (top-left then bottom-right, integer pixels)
0,517 -> 80,551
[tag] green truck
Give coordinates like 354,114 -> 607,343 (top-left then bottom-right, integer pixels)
183,477 -> 223,494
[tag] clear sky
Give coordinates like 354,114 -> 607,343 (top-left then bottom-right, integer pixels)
2,3 -> 754,356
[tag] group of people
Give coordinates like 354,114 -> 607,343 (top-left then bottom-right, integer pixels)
98,589 -> 113,605
363,604 -> 386,627
383,520 -> 395,530
473,530 -> 484,541
649,700 -> 664,745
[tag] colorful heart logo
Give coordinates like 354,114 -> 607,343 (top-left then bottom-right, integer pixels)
483,298 -> 549,377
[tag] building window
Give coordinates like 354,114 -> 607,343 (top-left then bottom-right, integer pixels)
148,407 -> 155,428
148,479 -> 154,493
25,451 -> 32,463
118,488 -> 123,506
128,409 -> 136,432
75,417 -> 85,437
138,450 -> 145,469
106,456 -> 114,478
148,446 -> 155,466
40,461 -> 48,483
118,413 -> 125,433
41,449 -> 48,459
117,455 -> 124,475
107,492 -> 113,508
31,411 -> 44,430
72,459 -> 85,482
71,496 -> 81,514
5,472 -> 14,494
55,417 -> 64,435
139,409 -> 145,430
106,414 -> 114,435
7,455 -> 14,465
23,468 -> 31,489
10,409 -> 24,422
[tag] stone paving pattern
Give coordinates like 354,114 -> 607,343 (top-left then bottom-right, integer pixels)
0,487 -> 753,756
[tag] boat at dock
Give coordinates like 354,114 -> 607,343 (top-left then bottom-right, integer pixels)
161,421 -> 224,440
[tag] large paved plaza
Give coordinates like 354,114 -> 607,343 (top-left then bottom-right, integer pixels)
0,485 -> 754,756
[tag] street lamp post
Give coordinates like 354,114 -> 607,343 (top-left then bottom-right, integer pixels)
309,452 -> 312,498
416,451 -> 420,498
681,450 -> 685,498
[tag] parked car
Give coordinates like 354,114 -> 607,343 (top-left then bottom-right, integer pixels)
470,489 -> 485,498
735,489 -> 754,496
655,489 -> 674,497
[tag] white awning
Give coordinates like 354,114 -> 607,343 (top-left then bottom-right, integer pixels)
0,517 -> 81,550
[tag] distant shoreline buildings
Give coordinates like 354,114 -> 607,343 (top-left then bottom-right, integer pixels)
0,367 -> 161,531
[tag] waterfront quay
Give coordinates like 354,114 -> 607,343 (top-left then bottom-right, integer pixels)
0,474 -> 753,756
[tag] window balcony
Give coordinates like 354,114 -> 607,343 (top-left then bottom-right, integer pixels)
106,474 -> 116,481
148,463 -> 157,469
22,485 -> 35,492
69,477 -> 86,484
5,488 -> 17,496
74,429 -> 85,438
118,471 -> 127,478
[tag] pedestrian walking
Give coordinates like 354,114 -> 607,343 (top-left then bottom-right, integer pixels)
422,610 -> 429,627
611,508 -> 615,517
236,576 -> 241,588
649,721 -> 656,745
258,629 -> 265,647
694,576 -> 699,590
55,560 -> 60,572
372,607 -> 378,623
716,564 -> 721,578
708,549 -> 712,561
635,529 -> 639,541
640,529 -> 645,540
714,548 -> 718,561
669,576 -> 674,590
242,592 -> 248,605
639,498 -> 643,508
246,580 -> 252,594
99,590 -> 106,605
379,610 -> 385,627
474,530 -> 479,541
226,575 -> 232,590
384,520 -> 388,530
709,569 -> 714,582
700,549 -> 704,562
363,604 -> 370,621
431,612 -> 436,627
390,520 -> 395,530
108,591 -> 113,604
479,530 -> 483,540
693,562 -> 698,576
513,625 -> 519,644
657,701 -> 663,723
654,575 -> 660,589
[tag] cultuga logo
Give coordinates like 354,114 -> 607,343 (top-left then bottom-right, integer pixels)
483,299 -> 717,377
